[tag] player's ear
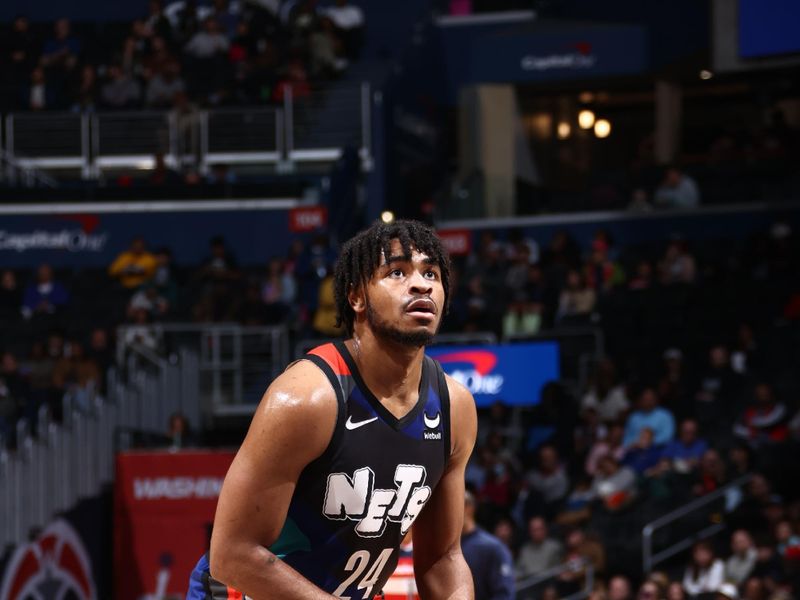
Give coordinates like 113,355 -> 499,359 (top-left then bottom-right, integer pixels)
348,283 -> 366,314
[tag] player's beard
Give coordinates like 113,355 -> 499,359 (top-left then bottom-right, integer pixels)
366,303 -> 437,348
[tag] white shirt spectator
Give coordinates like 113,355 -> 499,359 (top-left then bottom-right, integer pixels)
683,559 -> 724,596
185,30 -> 229,58
581,384 -> 630,422
324,3 -> 364,29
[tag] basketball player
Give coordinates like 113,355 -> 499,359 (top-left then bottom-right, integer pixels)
187,219 -> 477,599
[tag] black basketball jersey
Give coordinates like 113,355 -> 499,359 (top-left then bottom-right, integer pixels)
271,340 -> 452,599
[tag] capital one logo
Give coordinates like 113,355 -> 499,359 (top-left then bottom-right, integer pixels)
323,465 -> 431,538
435,350 -> 504,395
0,519 -> 96,600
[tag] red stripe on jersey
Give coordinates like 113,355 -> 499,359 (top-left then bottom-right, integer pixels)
226,587 -> 242,600
308,343 -> 351,375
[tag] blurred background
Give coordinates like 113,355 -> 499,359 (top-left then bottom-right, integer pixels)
0,0 -> 799,598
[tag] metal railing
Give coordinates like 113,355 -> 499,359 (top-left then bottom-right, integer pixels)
117,323 -> 290,419
1,83 -> 372,179
641,474 -> 753,573
0,148 -> 58,188
516,557 -> 594,600
0,342 -> 199,552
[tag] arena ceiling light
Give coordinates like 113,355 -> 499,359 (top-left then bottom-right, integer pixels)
578,109 -> 596,129
594,119 -> 611,138
381,211 -> 395,223
557,122 -> 571,139
699,69 -> 714,80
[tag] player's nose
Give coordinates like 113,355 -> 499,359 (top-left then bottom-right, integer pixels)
409,270 -> 433,294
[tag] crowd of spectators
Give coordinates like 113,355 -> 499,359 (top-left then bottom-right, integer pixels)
1,218 -> 800,599
0,0 -> 364,113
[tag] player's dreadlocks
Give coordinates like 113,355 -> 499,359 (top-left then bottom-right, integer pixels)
334,219 -> 452,335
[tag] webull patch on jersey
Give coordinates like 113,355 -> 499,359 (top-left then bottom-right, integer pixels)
323,465 -> 431,538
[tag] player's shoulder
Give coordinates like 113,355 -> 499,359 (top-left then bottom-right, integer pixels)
258,357 -> 339,418
443,373 -> 477,454
443,373 -> 476,414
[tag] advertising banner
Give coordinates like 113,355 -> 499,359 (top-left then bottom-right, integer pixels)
114,450 -> 235,600
427,342 -> 559,407
0,205 -> 299,269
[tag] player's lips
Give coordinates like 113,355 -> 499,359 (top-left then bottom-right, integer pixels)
405,298 -> 437,319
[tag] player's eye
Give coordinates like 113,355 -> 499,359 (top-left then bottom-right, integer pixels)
389,269 -> 404,278
424,270 -> 438,279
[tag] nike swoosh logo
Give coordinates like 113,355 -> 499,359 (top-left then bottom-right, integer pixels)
423,412 -> 440,429
345,416 -> 378,430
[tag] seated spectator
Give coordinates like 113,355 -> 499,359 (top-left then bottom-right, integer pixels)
87,327 -> 113,376
145,60 -> 185,107
661,418 -> 708,474
775,520 -> 800,559
109,236 -> 157,289
167,411 -> 197,449
515,516 -> 563,579
637,579 -> 663,600
667,581 -> 686,600
716,583 -> 739,600
726,529 -> 758,586
273,58 -> 312,103
502,291 -> 542,338
21,263 -> 70,320
623,387 -> 675,448
654,165 -> 700,209
558,528 -> 606,595
70,64 -> 98,112
694,344 -> 744,438
581,358 -> 630,423
53,341 -> 100,412
526,445 -> 570,512
628,259 -> 655,291
40,18 -> 80,75
122,308 -> 160,351
733,383 -> 789,447
322,0 -> 364,58
622,427 -> 663,476
590,455 -> 637,511
608,575 -> 633,600
0,270 -> 22,318
127,284 -> 169,320
6,16 -> 38,89
682,540 -> 725,597
557,269 -> 596,323
309,17 -> 348,78
0,351 -> 29,446
100,64 -> 142,109
658,240 -> 697,285
692,449 -> 728,496
25,341 -> 57,421
193,235 -> 241,321
185,17 -> 230,59
584,238 -> 625,294
740,577 -> 766,600
142,35 -> 175,79
23,66 -> 59,111
312,271 -> 342,336
146,0 -> 174,43
585,422 -> 626,476
659,347 -> 693,421
261,257 -> 296,324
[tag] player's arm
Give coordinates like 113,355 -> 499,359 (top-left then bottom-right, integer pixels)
208,360 -> 339,599
412,376 -> 478,600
